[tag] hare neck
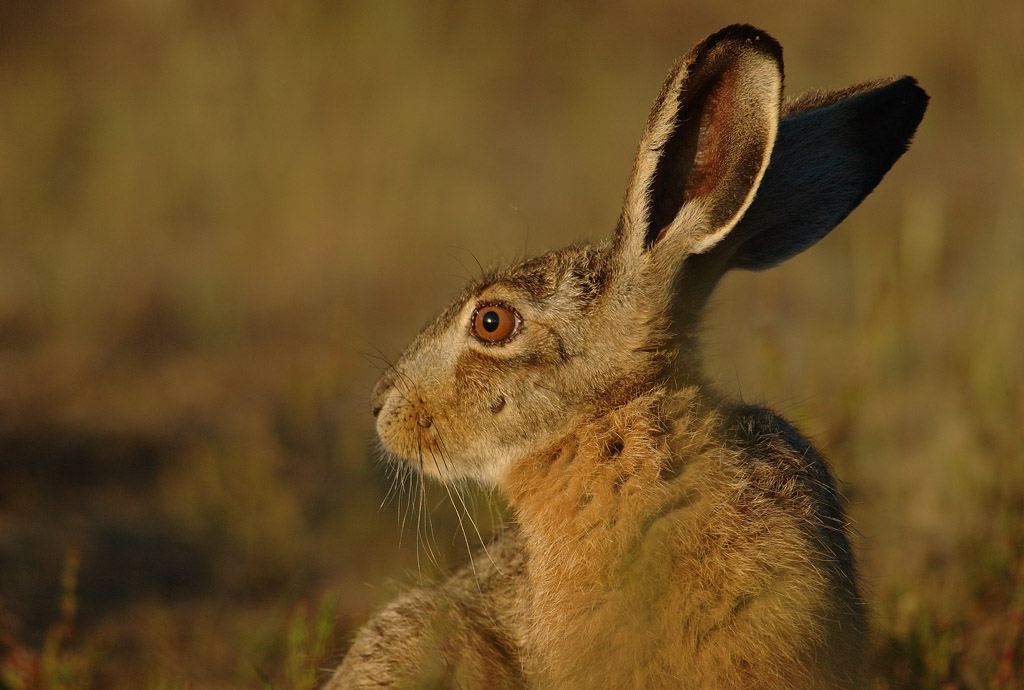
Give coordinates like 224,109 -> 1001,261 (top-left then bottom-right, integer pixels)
498,385 -> 722,683
507,386 -> 659,532
500,384 -> 716,580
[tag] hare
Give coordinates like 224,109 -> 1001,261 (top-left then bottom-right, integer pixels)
328,24 -> 927,690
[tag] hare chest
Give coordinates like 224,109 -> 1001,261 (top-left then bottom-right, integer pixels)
505,397 -> 866,689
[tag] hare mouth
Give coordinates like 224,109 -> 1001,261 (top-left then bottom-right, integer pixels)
375,397 -> 448,468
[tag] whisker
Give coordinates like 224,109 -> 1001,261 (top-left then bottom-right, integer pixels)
449,245 -> 488,283
428,445 -> 479,584
445,251 -> 477,284
415,435 -> 443,576
379,465 -> 399,512
485,482 -> 505,531
376,445 -> 407,514
433,425 -> 505,577
365,348 -> 418,405
359,344 -> 400,373
360,352 -> 393,374
397,460 -> 416,550
392,368 -> 420,398
414,444 -> 425,576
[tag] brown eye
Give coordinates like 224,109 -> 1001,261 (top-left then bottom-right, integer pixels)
472,304 -> 520,344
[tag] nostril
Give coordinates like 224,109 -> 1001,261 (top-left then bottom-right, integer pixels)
417,414 -> 433,428
371,373 -> 397,419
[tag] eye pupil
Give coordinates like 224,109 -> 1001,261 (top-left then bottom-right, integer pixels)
472,304 -> 519,344
482,310 -> 500,332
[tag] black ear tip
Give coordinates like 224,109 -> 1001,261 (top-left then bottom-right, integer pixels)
857,75 -> 930,162
891,76 -> 930,130
701,24 -> 784,67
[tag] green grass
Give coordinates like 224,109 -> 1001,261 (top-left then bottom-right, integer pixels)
1,1 -> 1022,687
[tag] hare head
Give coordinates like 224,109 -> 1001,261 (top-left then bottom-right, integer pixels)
372,25 -> 927,485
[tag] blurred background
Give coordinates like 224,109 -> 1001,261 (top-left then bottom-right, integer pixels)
1,0 -> 1021,688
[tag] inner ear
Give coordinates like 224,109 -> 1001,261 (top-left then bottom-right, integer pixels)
646,59 -> 776,250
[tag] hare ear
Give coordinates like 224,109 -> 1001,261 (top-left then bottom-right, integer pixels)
678,76 -> 928,311
724,75 -> 929,270
615,25 -> 783,269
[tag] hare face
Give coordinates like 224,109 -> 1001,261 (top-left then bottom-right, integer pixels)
372,243 -> 665,484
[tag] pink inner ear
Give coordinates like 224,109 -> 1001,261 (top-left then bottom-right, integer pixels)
643,50 -> 775,250
684,65 -> 738,205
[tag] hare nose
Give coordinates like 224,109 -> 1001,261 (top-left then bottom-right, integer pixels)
371,382 -> 392,418
417,414 -> 433,428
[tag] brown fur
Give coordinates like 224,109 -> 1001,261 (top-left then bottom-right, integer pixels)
503,388 -> 866,688
327,24 -> 926,690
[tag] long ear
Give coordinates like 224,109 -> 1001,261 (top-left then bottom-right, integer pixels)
701,76 -> 929,273
614,25 -> 783,270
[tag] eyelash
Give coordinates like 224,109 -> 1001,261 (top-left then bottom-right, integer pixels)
470,303 -> 522,344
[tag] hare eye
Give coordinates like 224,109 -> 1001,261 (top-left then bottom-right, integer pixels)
472,304 -> 520,344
